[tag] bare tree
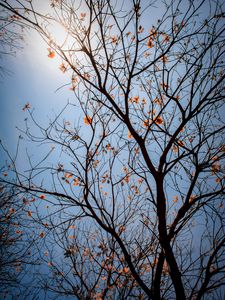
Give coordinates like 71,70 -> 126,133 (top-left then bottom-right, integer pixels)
0,180 -> 42,299
0,0 -> 225,299
0,3 -> 25,75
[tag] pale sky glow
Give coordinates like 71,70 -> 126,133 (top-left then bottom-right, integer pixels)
0,26 -> 74,154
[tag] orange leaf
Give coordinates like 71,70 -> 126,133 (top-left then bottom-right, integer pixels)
73,178 -> 79,186
39,232 -> 45,238
143,119 -> 150,127
154,116 -> 164,125
118,225 -> 126,233
172,145 -> 178,153
47,48 -> 55,58
163,34 -> 170,43
161,55 -> 168,63
153,97 -> 163,105
59,63 -> 67,73
69,225 -> 76,229
68,235 -> 76,239
212,163 -> 220,174
9,208 -> 15,214
128,131 -> 133,139
84,116 -> 92,125
65,172 -> 73,179
129,96 -> 140,103
80,13 -> 86,20
178,140 -> 185,147
147,38 -> 154,48
173,196 -> 179,203
142,98 -> 147,105
124,175 -> 130,183
189,195 -> 196,203
215,177 -> 221,183
150,28 -> 157,38
111,35 -> 118,44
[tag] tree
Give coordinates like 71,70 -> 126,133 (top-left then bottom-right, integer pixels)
0,0 -> 225,299
0,3 -> 24,75
0,182 -> 41,299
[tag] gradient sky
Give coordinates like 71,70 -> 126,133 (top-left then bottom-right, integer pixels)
0,0 -> 213,160
0,30 -> 69,149
0,1 -> 223,299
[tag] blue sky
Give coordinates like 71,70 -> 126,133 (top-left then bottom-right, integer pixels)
0,1 -> 224,299
0,27 -> 73,158
0,0 -> 212,160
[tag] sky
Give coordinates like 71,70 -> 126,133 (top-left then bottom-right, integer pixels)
0,30 -> 69,151
0,1 -> 224,299
0,0 -> 216,176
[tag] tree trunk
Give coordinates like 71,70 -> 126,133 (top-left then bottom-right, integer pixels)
156,177 -> 186,300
